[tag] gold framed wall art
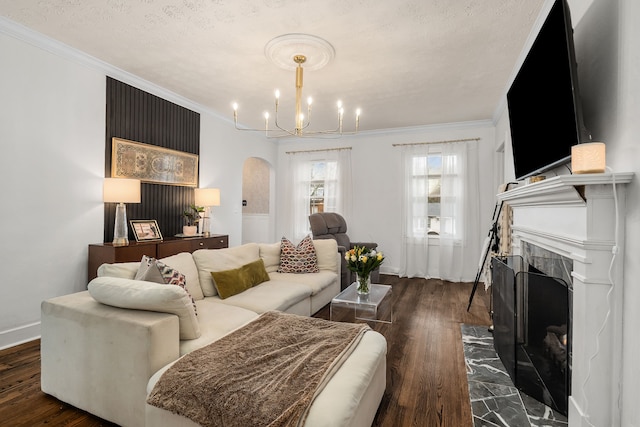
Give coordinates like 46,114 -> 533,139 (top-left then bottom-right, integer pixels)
111,137 -> 198,187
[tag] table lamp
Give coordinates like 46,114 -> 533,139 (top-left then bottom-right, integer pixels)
195,188 -> 220,237
103,178 -> 141,246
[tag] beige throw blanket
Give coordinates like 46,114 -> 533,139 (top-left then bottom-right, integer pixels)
147,311 -> 371,427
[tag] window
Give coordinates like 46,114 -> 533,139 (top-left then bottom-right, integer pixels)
285,149 -> 352,241
410,154 -> 442,236
309,160 -> 338,214
400,140 -> 480,281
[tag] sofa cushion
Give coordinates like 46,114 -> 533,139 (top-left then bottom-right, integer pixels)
212,280 -> 312,314
179,300 -> 258,355
277,235 -> 319,274
268,271 -> 338,296
135,255 -> 197,315
193,243 -> 260,297
211,259 -> 270,299
259,242 -> 281,273
97,261 -> 139,279
312,239 -> 338,272
157,253 -> 204,301
87,276 -> 201,340
97,252 -> 204,301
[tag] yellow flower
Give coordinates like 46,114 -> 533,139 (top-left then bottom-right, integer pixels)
350,255 -> 357,262
361,256 -> 368,263
377,253 -> 383,261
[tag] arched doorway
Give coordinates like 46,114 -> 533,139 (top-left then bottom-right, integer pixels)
241,157 -> 275,243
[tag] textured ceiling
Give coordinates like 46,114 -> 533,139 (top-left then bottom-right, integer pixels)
0,0 -> 545,134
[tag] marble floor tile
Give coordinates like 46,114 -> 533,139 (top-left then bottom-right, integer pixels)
461,325 -> 568,427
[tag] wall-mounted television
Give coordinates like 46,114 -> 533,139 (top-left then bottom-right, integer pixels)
507,0 -> 588,180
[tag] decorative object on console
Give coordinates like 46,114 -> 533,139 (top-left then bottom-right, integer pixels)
111,137 -> 199,187
130,219 -> 162,242
103,177 -> 141,246
194,188 -> 221,237
345,245 -> 385,296
232,34 -> 360,138
571,142 -> 606,174
182,205 -> 204,236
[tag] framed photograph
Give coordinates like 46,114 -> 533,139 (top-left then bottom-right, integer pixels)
111,137 -> 199,187
130,220 -> 163,242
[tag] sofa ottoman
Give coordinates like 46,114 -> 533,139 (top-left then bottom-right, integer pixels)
145,320 -> 387,427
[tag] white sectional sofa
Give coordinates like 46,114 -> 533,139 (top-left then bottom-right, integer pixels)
40,239 -> 387,427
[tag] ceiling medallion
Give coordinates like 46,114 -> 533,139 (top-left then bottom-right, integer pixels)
232,34 -> 360,138
264,33 -> 335,71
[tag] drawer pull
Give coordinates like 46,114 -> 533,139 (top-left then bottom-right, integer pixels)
199,242 -> 204,246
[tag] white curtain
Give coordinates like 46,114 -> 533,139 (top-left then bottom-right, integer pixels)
438,140 -> 481,282
399,143 -> 432,278
399,140 -> 480,281
284,149 -> 352,242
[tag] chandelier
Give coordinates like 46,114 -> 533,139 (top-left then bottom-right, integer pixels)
232,34 -> 360,138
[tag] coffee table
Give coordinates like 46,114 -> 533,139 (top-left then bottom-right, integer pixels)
330,282 -> 392,324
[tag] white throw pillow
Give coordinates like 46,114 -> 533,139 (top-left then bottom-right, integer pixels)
88,276 -> 201,340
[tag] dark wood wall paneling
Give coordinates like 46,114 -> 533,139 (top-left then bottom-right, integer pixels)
104,77 -> 201,242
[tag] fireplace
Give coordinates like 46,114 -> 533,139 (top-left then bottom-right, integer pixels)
492,245 -> 572,415
495,173 -> 632,427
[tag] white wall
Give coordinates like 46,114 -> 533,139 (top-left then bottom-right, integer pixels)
199,113 -> 277,247
583,0 -> 640,424
0,20 -> 274,349
0,31 -> 105,348
275,122 -> 496,278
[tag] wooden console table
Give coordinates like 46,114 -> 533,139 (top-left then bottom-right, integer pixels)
88,234 -> 229,281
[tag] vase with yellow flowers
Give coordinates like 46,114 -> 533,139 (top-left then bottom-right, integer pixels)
345,245 -> 385,295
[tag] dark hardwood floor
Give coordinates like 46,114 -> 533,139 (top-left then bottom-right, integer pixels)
0,275 -> 491,427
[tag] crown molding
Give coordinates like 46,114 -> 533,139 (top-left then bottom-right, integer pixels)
301,119 -> 495,140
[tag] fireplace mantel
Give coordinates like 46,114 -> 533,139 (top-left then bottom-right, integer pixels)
498,173 -> 633,207
496,172 -> 633,427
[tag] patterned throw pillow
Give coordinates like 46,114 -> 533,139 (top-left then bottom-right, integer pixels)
135,255 -> 197,315
277,235 -> 319,274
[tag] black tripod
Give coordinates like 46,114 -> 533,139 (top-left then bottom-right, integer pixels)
466,199 -> 505,312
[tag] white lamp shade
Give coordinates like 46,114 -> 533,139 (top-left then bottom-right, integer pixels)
571,142 -> 606,174
195,188 -> 221,206
103,178 -> 141,203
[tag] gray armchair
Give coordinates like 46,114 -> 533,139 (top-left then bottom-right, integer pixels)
309,212 -> 379,290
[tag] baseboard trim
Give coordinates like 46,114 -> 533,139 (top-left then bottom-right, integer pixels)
0,322 -> 41,351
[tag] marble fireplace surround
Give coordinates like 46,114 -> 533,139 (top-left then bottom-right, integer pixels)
497,173 -> 633,427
